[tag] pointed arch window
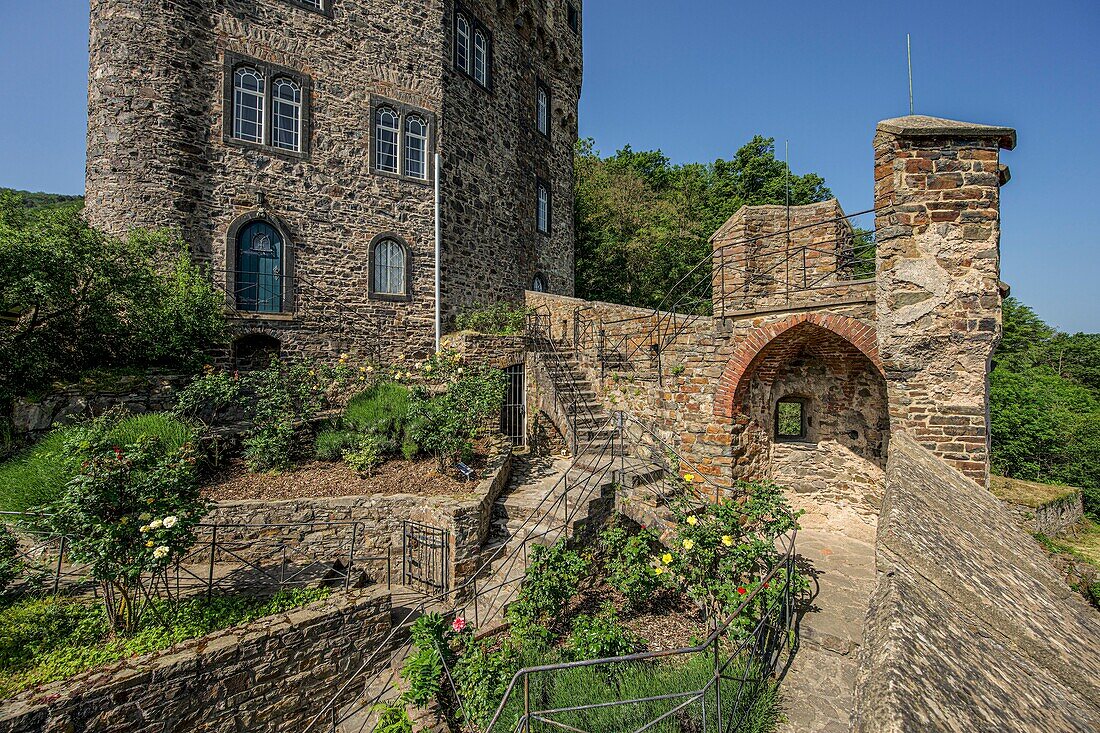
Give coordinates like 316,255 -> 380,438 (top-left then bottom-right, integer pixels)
233,66 -> 265,144
370,236 -> 409,298
455,6 -> 491,90
456,14 -> 471,74
226,54 -> 311,156
272,78 -> 302,152
536,81 -> 550,137
404,115 -> 429,180
376,107 -> 400,174
235,220 -> 284,313
473,30 -> 488,86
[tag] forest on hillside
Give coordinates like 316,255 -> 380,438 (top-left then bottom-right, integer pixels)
573,139 -> 1099,517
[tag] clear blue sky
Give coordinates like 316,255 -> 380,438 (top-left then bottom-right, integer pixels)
1,1 -> 1098,332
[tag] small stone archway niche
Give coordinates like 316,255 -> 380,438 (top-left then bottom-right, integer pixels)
723,316 -> 889,514
232,332 -> 282,371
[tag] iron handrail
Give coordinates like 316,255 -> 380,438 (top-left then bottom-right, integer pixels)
483,525 -> 798,733
305,416 -> 624,731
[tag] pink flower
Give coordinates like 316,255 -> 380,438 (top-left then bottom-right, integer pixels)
451,617 -> 467,634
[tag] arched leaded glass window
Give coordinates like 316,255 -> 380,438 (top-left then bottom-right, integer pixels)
233,66 -> 265,144
537,84 -> 549,136
376,107 -> 400,174
271,78 -> 302,152
456,14 -> 471,74
404,115 -> 428,180
235,220 -> 283,313
372,238 -> 407,296
537,181 -> 550,234
473,30 -> 488,86
532,273 -> 548,292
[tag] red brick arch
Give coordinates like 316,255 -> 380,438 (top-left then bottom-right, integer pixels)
714,313 -> 883,418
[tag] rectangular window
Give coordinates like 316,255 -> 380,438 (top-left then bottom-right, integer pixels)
776,399 -> 807,440
536,81 -> 550,137
456,5 -> 492,90
537,180 -> 550,234
567,2 -> 579,33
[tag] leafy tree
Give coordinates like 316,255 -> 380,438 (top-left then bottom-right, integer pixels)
573,137 -> 831,310
0,191 -> 227,405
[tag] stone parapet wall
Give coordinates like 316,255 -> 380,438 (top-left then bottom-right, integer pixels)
10,373 -> 193,436
204,441 -> 511,593
852,433 -> 1100,732
0,587 -> 392,733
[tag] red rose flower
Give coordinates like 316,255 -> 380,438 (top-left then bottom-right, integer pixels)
737,587 -> 747,595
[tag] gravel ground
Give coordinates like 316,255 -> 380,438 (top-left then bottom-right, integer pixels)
201,456 -> 484,502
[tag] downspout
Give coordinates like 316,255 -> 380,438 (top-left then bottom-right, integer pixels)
434,153 -> 442,353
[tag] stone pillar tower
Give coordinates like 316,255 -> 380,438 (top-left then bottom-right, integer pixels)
85,0 -> 211,244
873,115 -> 1016,487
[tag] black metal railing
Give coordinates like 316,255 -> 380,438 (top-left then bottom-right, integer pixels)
306,417 -> 626,732
0,514 -> 394,602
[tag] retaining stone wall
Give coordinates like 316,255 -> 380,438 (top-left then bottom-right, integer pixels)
852,433 -> 1100,732
10,374 -> 192,436
0,587 -> 392,733
204,440 -> 511,593
997,491 -> 1084,539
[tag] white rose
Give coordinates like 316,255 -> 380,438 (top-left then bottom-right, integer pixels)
149,519 -> 163,530
153,546 -> 169,560
162,516 -> 178,529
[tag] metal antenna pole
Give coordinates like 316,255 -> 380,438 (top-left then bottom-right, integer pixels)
907,33 -> 914,115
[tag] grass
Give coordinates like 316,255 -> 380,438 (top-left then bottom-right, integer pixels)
990,474 -> 1082,509
0,587 -> 330,698
1043,519 -> 1100,567
0,413 -> 197,514
488,652 -> 781,733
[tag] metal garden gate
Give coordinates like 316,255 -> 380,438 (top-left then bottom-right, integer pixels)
501,363 -> 527,448
402,521 -> 449,595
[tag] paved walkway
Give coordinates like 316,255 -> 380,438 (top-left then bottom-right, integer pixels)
778,499 -> 878,733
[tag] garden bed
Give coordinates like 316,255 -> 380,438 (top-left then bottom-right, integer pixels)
202,454 -> 486,502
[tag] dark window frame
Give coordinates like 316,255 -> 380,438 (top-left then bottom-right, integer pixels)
369,97 -> 436,185
531,272 -> 549,292
454,4 -> 494,91
775,397 -> 810,442
367,232 -> 414,302
223,53 -> 312,159
536,177 -> 552,235
566,2 -> 580,34
224,210 -> 297,315
277,0 -> 334,18
536,79 -> 551,139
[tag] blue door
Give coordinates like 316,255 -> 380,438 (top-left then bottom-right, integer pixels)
236,221 -> 283,313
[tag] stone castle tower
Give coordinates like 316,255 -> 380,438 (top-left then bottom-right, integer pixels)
85,0 -> 582,363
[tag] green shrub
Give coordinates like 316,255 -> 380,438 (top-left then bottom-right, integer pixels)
344,382 -> 411,451
0,427 -> 79,514
344,436 -> 385,477
455,303 -> 531,335
453,636 -> 524,730
0,526 -> 21,595
600,524 -> 664,610
370,704 -> 412,733
565,602 -> 643,662
406,366 -> 507,470
315,429 -> 359,461
0,413 -> 196,514
506,540 -> 588,646
0,588 -> 328,698
401,612 -> 452,707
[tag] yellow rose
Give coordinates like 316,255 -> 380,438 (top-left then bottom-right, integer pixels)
722,535 -> 734,547
654,566 -> 665,576
686,516 -> 698,526
683,473 -> 695,483
682,539 -> 694,550
145,541 -> 154,548
661,553 -> 673,565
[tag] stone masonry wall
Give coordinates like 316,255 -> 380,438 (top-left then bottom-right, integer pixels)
0,587 -> 393,733
204,440 -> 512,594
852,433 -> 1100,732
10,373 -> 191,436
86,0 -> 580,364
873,116 -> 1016,487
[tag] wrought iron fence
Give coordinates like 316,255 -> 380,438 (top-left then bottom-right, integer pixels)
0,514 -> 394,602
